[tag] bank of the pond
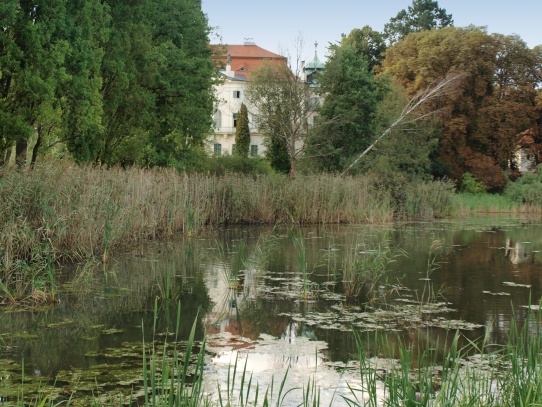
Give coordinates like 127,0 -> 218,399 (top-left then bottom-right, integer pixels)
0,162 -> 455,303
456,192 -> 542,213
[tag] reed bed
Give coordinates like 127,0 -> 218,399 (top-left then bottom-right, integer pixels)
0,161 -> 456,302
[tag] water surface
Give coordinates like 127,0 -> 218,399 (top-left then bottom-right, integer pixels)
1,214 -> 541,404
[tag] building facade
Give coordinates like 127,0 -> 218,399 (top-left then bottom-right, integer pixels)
210,41 -> 287,157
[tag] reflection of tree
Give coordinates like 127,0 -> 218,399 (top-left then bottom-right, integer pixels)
0,238 -> 211,378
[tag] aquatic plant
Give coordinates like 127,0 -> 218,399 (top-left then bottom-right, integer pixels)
5,297 -> 542,406
341,239 -> 405,303
213,238 -> 249,291
290,230 -> 319,299
417,240 -> 446,311
154,264 -> 179,302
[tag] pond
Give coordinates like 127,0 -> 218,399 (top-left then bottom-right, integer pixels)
1,214 -> 542,405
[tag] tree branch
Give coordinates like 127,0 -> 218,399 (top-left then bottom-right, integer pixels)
340,72 -> 465,176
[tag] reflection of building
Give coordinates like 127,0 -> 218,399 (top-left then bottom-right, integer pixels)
210,41 -> 287,156
505,238 -> 530,265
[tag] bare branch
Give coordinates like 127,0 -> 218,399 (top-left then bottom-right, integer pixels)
340,72 -> 465,176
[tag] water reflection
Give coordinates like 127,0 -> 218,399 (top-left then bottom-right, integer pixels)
1,215 -> 542,403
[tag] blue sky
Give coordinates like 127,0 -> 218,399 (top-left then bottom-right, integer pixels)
202,0 -> 541,62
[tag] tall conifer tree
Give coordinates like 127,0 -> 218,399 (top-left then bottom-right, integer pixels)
235,103 -> 250,157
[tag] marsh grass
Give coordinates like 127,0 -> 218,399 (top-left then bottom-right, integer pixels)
456,192 -> 542,214
1,162 -> 455,303
417,240 -> 446,311
348,303 -> 542,407
290,230 -> 313,298
341,238 -> 406,303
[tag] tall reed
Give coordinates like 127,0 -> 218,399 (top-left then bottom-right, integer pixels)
0,161 -> 456,302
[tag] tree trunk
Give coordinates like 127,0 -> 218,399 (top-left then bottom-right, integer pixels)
30,131 -> 42,168
3,147 -> 13,170
289,157 -> 296,180
15,139 -> 28,168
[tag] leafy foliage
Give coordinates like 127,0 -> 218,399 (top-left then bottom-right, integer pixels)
308,44 -> 383,172
341,25 -> 387,72
460,172 -> 487,194
506,165 -> 542,205
0,0 -> 215,170
381,26 -> 541,192
384,0 -> 453,43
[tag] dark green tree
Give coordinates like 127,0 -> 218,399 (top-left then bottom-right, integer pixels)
99,0 -> 215,169
60,0 -> 110,163
0,0 -> 110,166
141,0 -> 216,171
366,80 -> 441,178
264,104 -> 290,174
341,26 -> 387,72
384,0 -> 453,44
309,44 -> 383,172
235,103 -> 250,157
0,0 -> 70,167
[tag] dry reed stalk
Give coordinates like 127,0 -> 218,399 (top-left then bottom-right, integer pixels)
0,161 -> 456,290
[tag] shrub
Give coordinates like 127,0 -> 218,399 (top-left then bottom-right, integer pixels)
204,155 -> 273,176
460,172 -> 487,194
505,165 -> 542,205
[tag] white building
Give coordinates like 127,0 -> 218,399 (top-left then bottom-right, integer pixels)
210,41 -> 287,157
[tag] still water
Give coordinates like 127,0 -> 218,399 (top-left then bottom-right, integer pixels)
1,214 -> 541,404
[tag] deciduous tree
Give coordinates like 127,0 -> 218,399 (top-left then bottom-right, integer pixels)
246,41 -> 315,179
341,26 -> 387,72
381,27 -> 541,191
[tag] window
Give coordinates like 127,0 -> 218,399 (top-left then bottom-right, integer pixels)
312,115 -> 319,126
214,143 -> 222,155
233,90 -> 241,98
213,110 -> 222,129
251,114 -> 259,129
233,113 -> 238,128
250,145 -> 258,157
232,144 -> 236,154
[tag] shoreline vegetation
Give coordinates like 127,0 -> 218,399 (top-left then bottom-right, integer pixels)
0,161 -> 541,304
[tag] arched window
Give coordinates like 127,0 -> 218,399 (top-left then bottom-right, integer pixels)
213,110 -> 222,129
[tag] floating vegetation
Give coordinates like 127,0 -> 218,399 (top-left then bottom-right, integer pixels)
483,291 -> 512,296
278,298 -> 463,334
503,281 -> 532,288
101,328 -> 125,335
423,318 -> 484,330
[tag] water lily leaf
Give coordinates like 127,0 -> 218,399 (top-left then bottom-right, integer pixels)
503,282 -> 531,288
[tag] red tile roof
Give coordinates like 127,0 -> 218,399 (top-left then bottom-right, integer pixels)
212,43 -> 287,79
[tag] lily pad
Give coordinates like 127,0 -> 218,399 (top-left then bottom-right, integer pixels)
503,282 -> 531,288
